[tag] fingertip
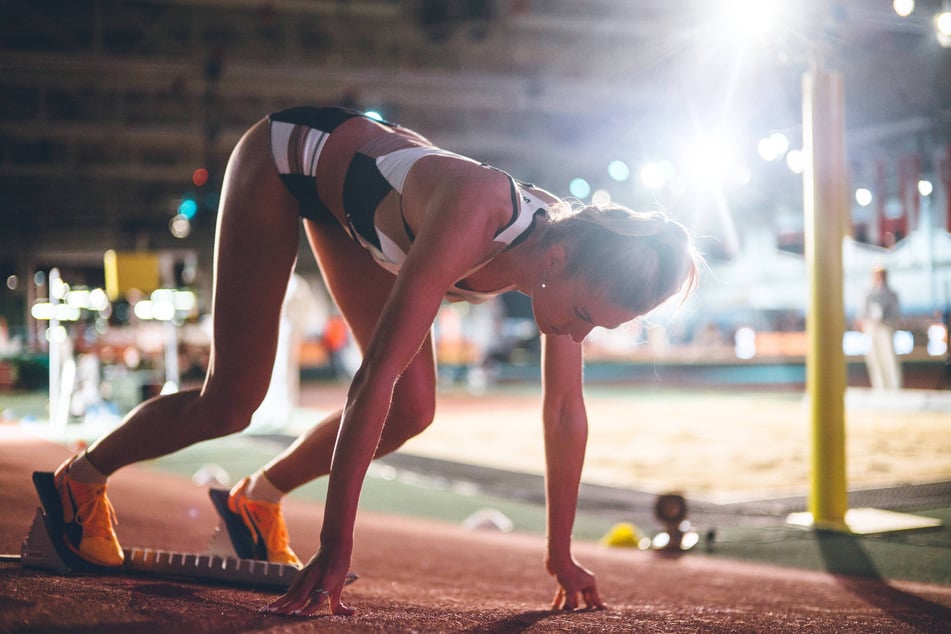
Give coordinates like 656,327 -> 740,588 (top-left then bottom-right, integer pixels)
260,602 -> 282,614
331,596 -> 356,617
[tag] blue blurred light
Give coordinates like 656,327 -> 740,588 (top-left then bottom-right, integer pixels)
607,160 -> 630,182
178,198 -> 198,219
364,110 -> 384,121
569,177 -> 591,200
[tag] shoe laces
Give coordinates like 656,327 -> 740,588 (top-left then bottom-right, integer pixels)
71,481 -> 119,535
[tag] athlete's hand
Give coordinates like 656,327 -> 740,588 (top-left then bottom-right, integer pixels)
263,548 -> 355,616
546,556 -> 607,612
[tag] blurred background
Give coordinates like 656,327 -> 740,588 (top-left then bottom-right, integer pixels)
1,1 -> 950,452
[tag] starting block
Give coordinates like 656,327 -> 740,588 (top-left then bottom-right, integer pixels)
22,472 -> 357,589
208,487 -> 266,560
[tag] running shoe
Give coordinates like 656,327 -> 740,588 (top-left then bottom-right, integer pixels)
227,477 -> 303,569
53,457 -> 124,567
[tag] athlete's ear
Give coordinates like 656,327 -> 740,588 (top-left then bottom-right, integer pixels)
545,244 -> 567,277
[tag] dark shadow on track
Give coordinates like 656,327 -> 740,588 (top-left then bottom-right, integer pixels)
462,609 -> 559,633
817,531 -> 951,632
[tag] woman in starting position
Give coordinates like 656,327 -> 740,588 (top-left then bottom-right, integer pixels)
50,106 -> 699,616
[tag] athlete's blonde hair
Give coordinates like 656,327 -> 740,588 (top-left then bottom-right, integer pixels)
540,202 -> 700,316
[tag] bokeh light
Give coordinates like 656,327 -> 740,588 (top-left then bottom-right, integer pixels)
191,168 -> 209,187
855,188 -> 873,207
591,189 -> 612,206
640,161 -> 673,190
569,177 -> 592,199
785,149 -> 805,175
893,0 -> 914,17
937,11 -> 951,35
607,160 -> 630,182
169,214 -> 192,239
178,198 -> 198,219
757,132 -> 790,161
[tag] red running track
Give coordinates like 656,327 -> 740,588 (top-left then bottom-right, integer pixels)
1,425 -> 949,633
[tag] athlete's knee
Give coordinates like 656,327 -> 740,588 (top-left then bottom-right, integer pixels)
401,374 -> 437,430
194,389 -> 264,438
392,395 -> 436,438
378,380 -> 436,451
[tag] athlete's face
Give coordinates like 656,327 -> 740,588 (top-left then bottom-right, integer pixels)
530,273 -> 636,343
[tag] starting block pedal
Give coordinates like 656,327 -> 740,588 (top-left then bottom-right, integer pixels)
207,487 -> 262,560
22,472 -> 357,589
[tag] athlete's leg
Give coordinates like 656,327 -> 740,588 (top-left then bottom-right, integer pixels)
79,119 -> 302,475
258,220 -> 437,493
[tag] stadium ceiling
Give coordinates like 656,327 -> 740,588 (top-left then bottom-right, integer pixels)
1,0 -> 949,254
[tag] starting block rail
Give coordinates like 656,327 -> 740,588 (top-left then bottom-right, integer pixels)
21,505 -> 300,588
23,472 -> 357,589
124,546 -> 299,588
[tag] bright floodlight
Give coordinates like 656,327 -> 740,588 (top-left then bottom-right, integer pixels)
855,188 -> 873,207
685,133 -> 738,186
893,0 -> 914,17
731,164 -> 752,186
640,162 -> 669,189
919,179 -> 934,196
723,0 -> 780,36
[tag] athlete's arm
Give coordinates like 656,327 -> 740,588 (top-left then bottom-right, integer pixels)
266,166 -> 514,616
541,333 -> 607,611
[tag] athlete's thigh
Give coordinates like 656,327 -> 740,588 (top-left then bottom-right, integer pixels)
203,120 -> 301,400
303,220 -> 436,377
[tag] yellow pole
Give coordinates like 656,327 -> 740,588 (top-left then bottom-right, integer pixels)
802,63 -> 849,531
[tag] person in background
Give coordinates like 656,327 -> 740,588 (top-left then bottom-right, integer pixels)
860,265 -> 902,390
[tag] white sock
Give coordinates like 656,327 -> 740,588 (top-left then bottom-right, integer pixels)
245,471 -> 284,504
66,452 -> 108,484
